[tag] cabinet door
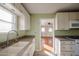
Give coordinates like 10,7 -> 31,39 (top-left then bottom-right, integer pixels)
69,12 -> 77,20
61,41 -> 75,45
69,12 -> 79,28
55,13 -> 69,30
61,52 -> 74,56
61,45 -> 75,51
54,38 -> 61,55
76,12 -> 79,19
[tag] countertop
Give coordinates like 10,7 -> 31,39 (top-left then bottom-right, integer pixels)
55,36 -> 76,41
0,36 -> 35,56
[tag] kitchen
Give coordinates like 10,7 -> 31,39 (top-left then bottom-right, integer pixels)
0,3 -> 79,56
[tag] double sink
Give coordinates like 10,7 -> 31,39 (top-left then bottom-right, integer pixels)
0,41 -> 29,56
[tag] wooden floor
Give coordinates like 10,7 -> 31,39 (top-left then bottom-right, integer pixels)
33,44 -> 54,56
33,49 -> 55,56
33,37 -> 55,56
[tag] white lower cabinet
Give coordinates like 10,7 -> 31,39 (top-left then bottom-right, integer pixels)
55,38 -> 75,56
61,45 -> 74,51
61,52 -> 74,56
22,39 -> 35,56
22,44 -> 32,56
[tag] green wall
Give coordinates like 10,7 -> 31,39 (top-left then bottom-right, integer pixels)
55,30 -> 79,36
0,14 -> 26,42
0,26 -> 26,42
26,14 -> 54,51
26,14 -> 79,51
0,11 -> 79,51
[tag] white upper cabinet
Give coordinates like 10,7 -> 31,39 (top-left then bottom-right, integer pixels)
55,12 -> 69,30
55,12 -> 79,30
69,12 -> 79,20
69,12 -> 79,28
69,12 -> 77,20
14,3 -> 30,30
77,12 -> 79,19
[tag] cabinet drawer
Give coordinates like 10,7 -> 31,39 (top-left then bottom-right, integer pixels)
61,52 -> 74,56
61,41 -> 75,45
61,45 -> 74,51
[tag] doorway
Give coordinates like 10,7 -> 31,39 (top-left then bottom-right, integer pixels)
40,19 -> 54,56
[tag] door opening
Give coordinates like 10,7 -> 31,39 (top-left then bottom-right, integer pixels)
40,19 -> 54,56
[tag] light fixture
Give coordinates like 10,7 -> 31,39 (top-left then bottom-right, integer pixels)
48,27 -> 52,32
41,27 -> 45,32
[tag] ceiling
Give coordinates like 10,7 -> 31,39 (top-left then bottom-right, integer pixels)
22,3 -> 79,14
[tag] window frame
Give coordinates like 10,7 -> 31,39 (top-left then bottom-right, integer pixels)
0,5 -> 17,32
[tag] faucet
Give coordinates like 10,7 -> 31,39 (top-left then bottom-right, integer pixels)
6,30 -> 19,47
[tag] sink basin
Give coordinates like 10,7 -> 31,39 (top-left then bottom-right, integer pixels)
12,42 -> 29,47
0,41 -> 29,56
0,47 -> 23,56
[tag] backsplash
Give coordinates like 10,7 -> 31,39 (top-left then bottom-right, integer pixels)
55,30 -> 79,36
0,30 -> 26,43
0,35 -> 35,49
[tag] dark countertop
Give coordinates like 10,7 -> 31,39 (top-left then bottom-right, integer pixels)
18,35 -> 35,40
0,35 -> 35,56
55,36 -> 79,41
0,35 -> 35,49
55,37 -> 75,41
55,36 -> 79,39
20,37 -> 35,42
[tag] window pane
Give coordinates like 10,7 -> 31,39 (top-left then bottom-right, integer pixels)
0,21 -> 12,32
0,9 -> 13,22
